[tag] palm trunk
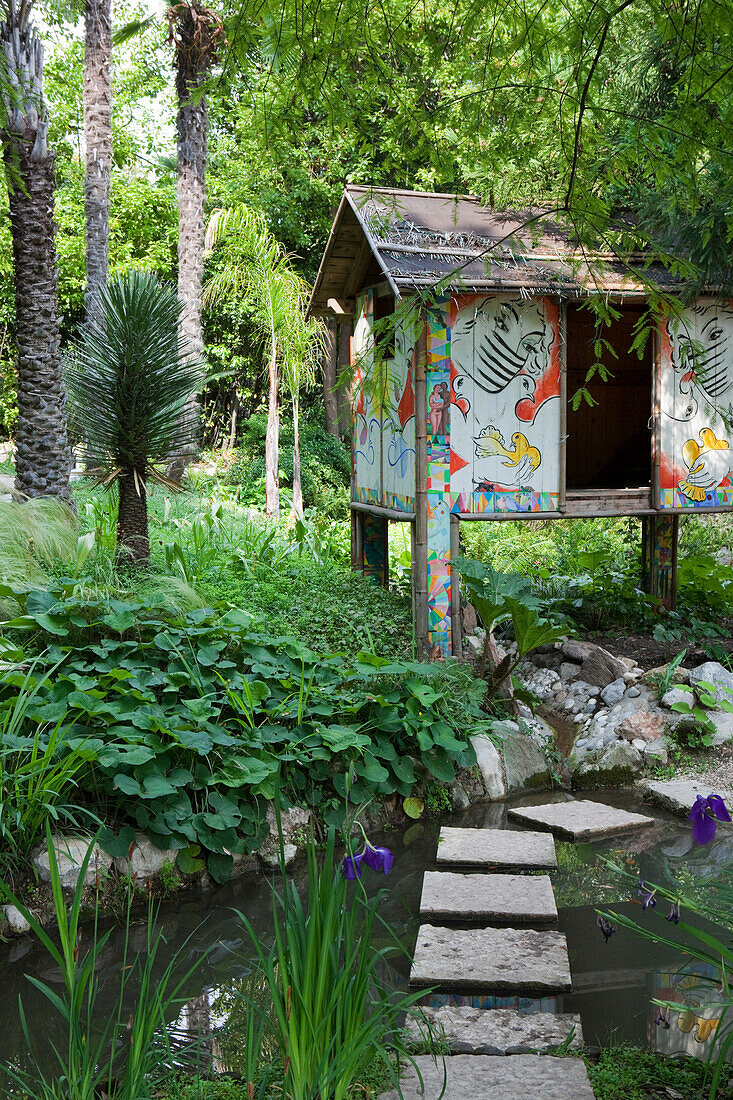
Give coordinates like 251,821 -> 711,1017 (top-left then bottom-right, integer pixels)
83,0 -> 112,312
265,342 -> 279,518
291,392 -> 303,517
1,4 -> 71,501
170,2 -> 218,478
117,469 -> 149,565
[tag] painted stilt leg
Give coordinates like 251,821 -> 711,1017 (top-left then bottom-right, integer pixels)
362,513 -> 389,586
643,514 -> 679,610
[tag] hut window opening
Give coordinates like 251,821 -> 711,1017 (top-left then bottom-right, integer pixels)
565,304 -> 653,492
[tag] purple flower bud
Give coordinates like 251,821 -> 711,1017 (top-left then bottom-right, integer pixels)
655,1006 -> 671,1029
362,843 -> 394,875
596,915 -> 616,943
342,853 -> 364,880
666,902 -> 681,925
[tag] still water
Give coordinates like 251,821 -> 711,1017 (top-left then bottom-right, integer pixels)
0,789 -> 730,1078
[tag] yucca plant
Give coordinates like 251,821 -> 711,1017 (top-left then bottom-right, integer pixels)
64,270 -> 204,566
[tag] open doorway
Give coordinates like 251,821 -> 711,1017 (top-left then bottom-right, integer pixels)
566,304 -> 653,491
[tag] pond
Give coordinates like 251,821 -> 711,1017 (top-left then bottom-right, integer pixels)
1,788 -> 730,1083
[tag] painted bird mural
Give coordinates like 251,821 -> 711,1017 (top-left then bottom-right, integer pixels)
474,426 -> 541,488
678,427 -> 732,502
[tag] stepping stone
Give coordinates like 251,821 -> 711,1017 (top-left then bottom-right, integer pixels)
404,1004 -> 583,1054
643,778 -> 733,817
437,826 -> 557,869
378,1053 -> 595,1099
410,925 -> 571,993
420,871 -> 557,923
508,798 -> 653,840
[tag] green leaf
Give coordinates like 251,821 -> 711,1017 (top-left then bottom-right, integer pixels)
403,796 -> 423,819
207,851 -> 233,884
177,844 -> 206,875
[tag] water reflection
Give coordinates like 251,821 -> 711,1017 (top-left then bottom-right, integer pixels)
0,788 -> 732,1080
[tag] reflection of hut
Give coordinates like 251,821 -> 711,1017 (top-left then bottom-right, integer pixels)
308,187 -> 733,656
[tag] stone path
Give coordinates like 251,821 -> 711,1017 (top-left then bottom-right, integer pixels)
643,778 -> 733,816
420,871 -> 557,922
382,819 -> 599,1099
410,925 -> 572,993
508,798 -> 653,840
403,1005 -> 583,1055
379,1053 -> 596,1099
437,825 -> 558,868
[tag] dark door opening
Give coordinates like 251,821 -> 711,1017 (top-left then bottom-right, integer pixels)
566,304 -> 653,491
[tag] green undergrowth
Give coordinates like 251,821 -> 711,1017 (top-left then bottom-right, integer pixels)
584,1044 -> 720,1100
0,586 -> 487,882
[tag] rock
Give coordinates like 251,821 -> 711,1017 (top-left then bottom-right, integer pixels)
410,925 -> 572,993
580,646 -> 627,688
617,708 -> 666,743
689,662 -> 733,705
561,639 -> 596,662
627,686 -> 641,698
258,805 -> 310,866
470,734 -> 506,800
601,678 -> 626,706
632,738 -> 646,751
403,1005 -> 583,1055
33,836 -> 112,889
710,711 -> 733,745
378,1053 -> 596,1100
619,657 -> 637,672
560,661 -> 581,681
520,715 -> 555,749
509,798 -> 654,839
643,779 -> 733,816
716,547 -> 733,567
114,833 -> 179,878
437,826 -> 557,870
573,739 -> 644,787
640,739 -> 668,766
645,664 -> 690,686
4,904 -> 30,934
462,602 -> 479,635
451,783 -> 471,810
501,733 -> 550,794
420,871 -> 557,923
662,687 -> 690,708
464,635 -> 484,659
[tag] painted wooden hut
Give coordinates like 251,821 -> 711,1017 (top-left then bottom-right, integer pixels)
308,186 -> 733,657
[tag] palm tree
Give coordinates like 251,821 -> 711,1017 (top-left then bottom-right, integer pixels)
0,0 -> 72,500
64,270 -> 204,565
167,1 -> 225,476
83,0 -> 112,311
204,206 -> 320,518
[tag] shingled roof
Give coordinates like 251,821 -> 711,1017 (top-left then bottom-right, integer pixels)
307,185 -> 677,316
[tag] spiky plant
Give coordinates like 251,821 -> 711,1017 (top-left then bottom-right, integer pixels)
64,270 -> 204,566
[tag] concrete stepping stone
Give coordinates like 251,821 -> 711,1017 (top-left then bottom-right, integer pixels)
437,826 -> 557,869
378,1053 -> 595,1099
643,778 -> 733,817
410,925 -> 571,993
508,798 -> 653,840
420,871 -> 557,923
404,1004 -> 583,1054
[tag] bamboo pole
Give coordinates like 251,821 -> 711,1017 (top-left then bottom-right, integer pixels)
413,310 -> 429,658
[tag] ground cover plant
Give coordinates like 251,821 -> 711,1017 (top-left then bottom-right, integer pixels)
0,585 -> 484,881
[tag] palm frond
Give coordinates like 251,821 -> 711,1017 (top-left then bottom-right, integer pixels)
64,270 -> 205,474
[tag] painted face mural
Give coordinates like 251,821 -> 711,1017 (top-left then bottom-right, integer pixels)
450,296 -> 561,501
661,301 -> 733,506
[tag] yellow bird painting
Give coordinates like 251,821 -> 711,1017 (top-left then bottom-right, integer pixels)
678,427 -> 731,502
475,426 -> 541,470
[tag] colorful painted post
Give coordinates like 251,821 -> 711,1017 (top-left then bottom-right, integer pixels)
362,513 -> 389,585
426,301 -> 453,657
642,514 -> 679,610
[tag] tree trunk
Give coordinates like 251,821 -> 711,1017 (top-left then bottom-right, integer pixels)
3,142 -> 71,501
170,3 -> 211,478
265,346 -> 279,518
117,469 -> 149,566
336,320 -> 352,438
292,393 -> 303,516
322,317 -> 339,437
83,0 -> 112,312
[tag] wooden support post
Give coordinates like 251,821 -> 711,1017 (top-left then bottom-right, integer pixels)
558,299 -> 567,513
362,513 -> 389,586
643,513 -> 679,611
351,508 -> 364,572
450,514 -> 462,658
413,313 -> 429,658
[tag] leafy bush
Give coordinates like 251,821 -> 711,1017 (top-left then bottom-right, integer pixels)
225,414 -> 350,516
0,586 -> 483,881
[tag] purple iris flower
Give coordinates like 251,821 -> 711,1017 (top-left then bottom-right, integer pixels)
596,915 -> 616,943
655,1006 -> 671,1029
342,853 -> 365,880
688,794 -> 731,846
361,843 -> 394,875
637,879 -> 656,910
666,901 -> 681,925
